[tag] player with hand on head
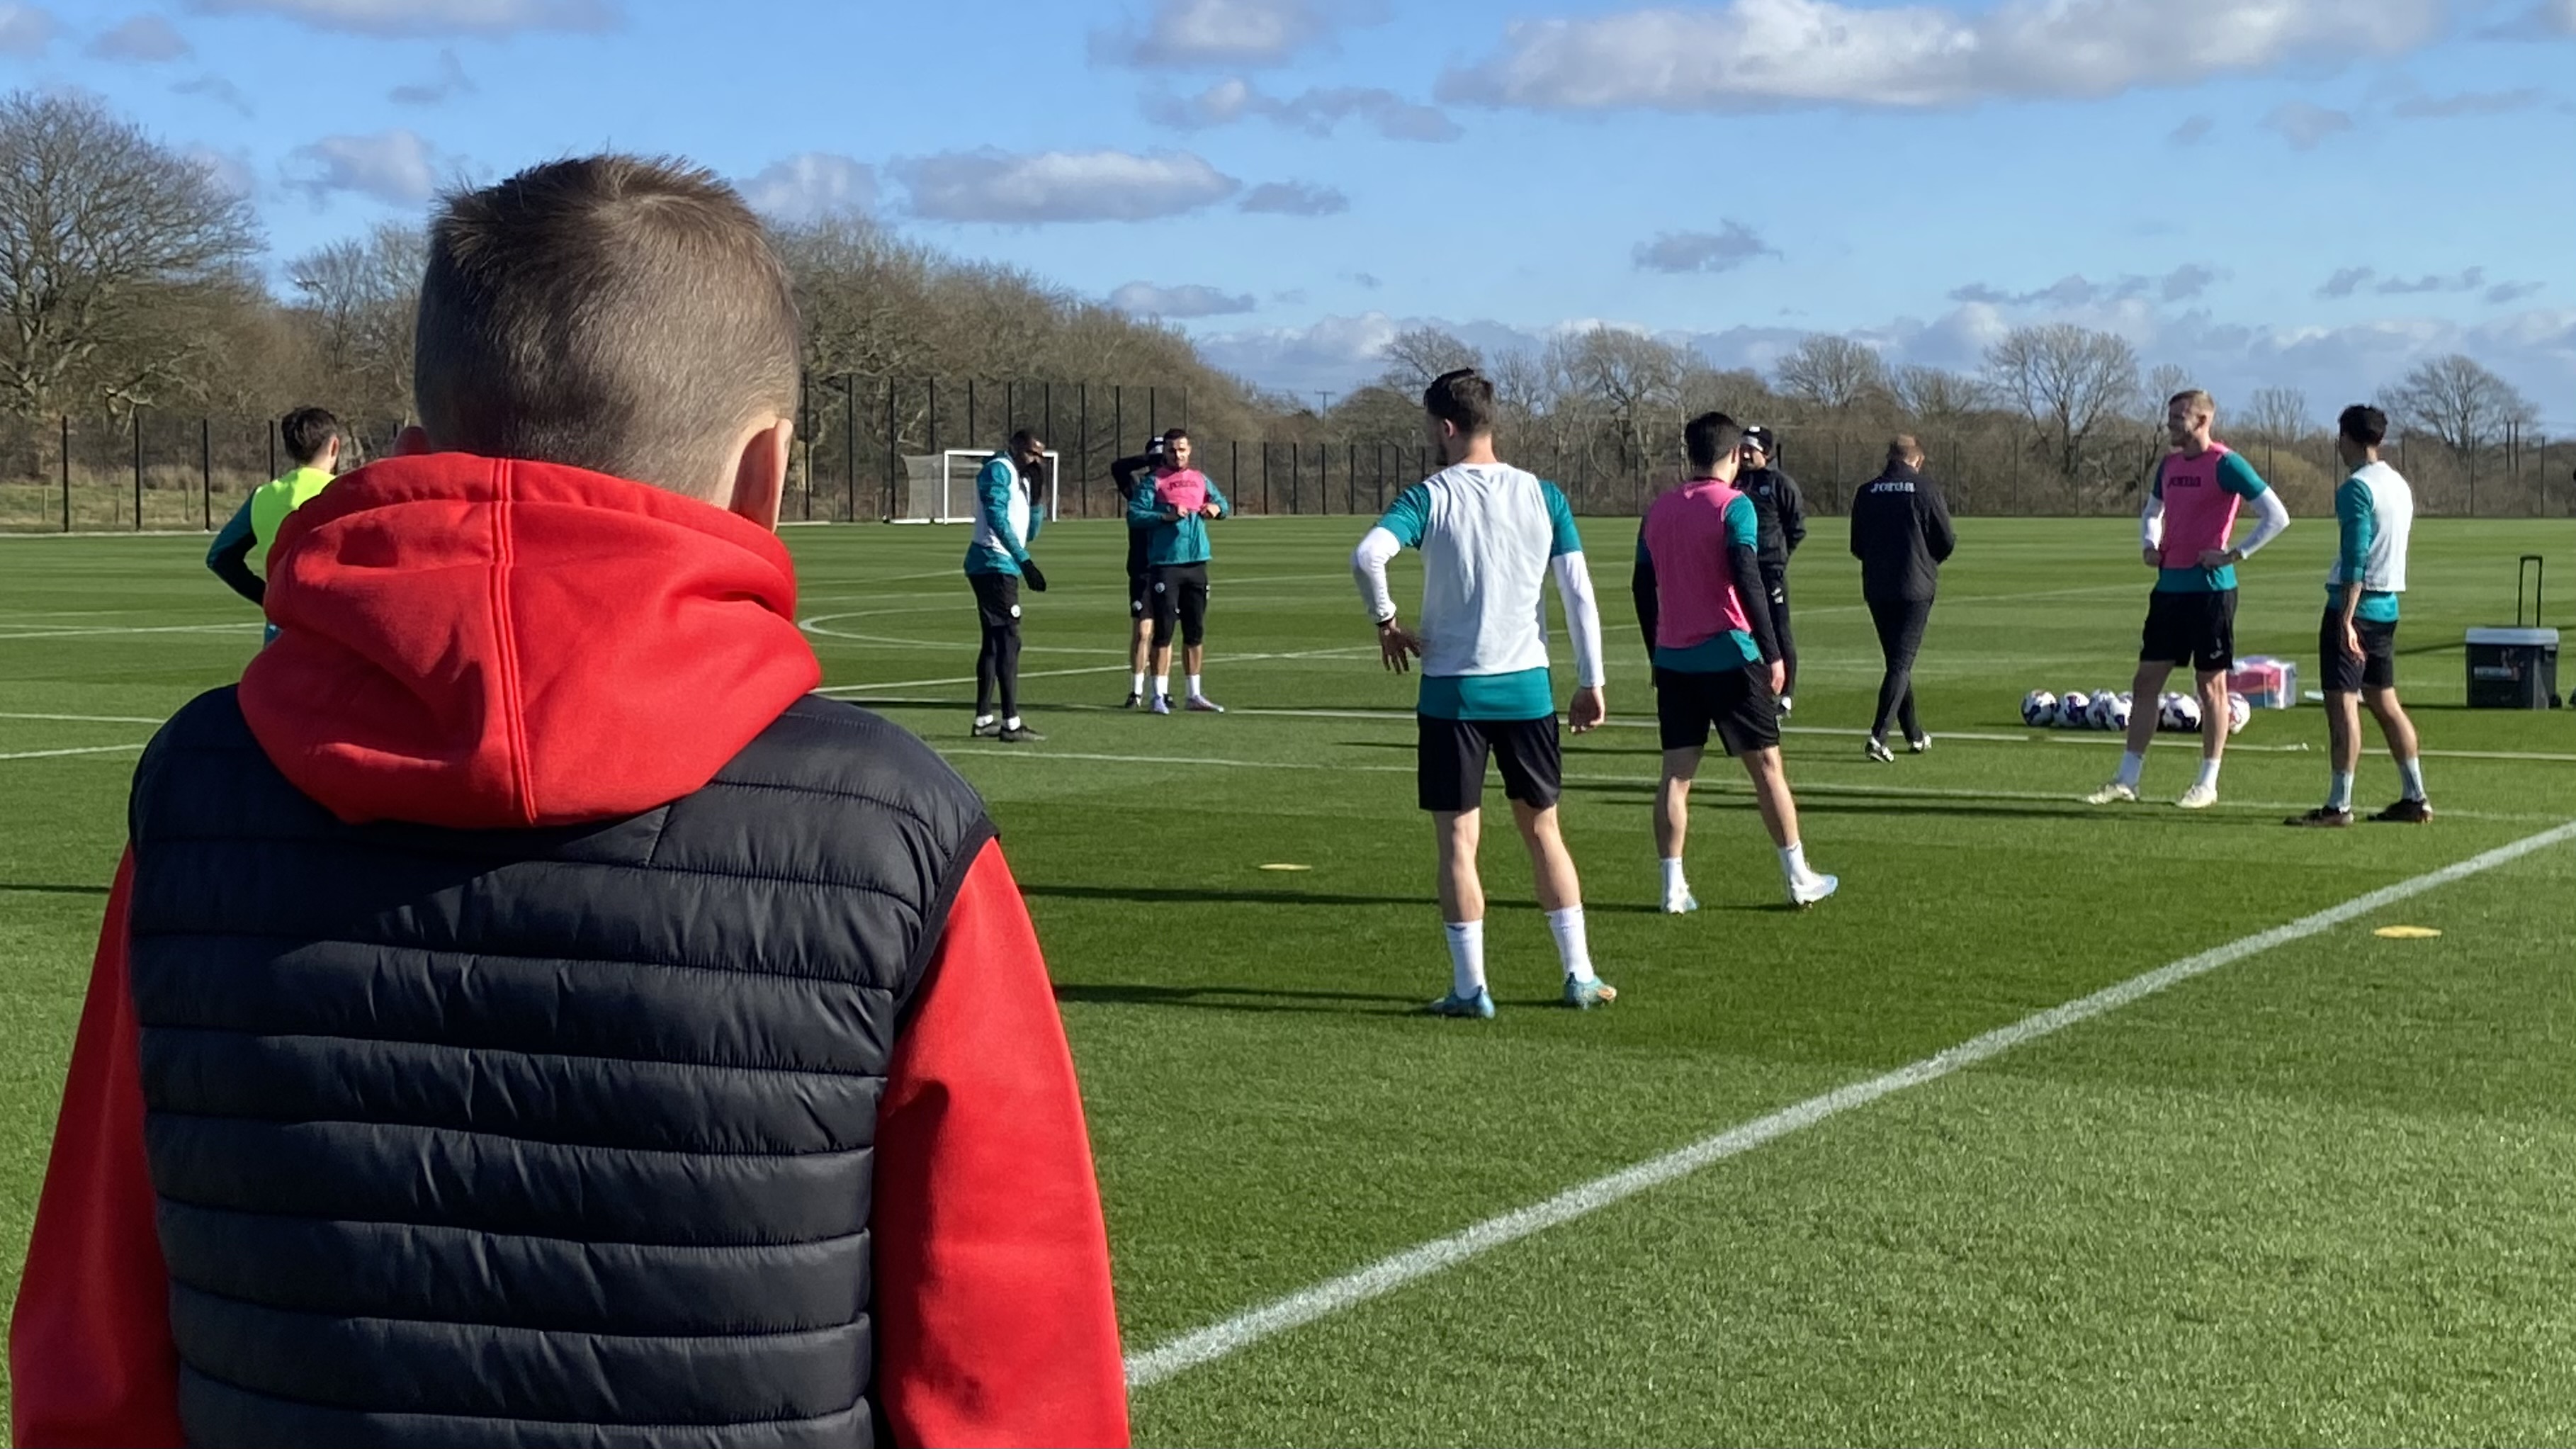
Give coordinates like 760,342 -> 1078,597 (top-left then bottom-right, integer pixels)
1353,368 -> 1613,1017
2288,404 -> 2431,826
1735,425 -> 1809,714
1109,436 -> 1166,706
2086,389 -> 2290,809
1637,412 -> 1838,914
964,428 -> 1051,743
1126,428 -> 1231,714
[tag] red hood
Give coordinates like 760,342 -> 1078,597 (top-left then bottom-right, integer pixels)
239,453 -> 820,830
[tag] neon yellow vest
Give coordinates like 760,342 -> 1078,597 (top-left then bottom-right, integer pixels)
248,466 -> 336,575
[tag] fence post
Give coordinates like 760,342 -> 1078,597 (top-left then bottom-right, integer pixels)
843,376 -> 857,522
965,379 -> 976,451
59,415 -> 69,532
1180,385 -> 1187,429
266,415 -> 276,483
1078,383 -> 1090,517
200,417 -> 212,531
1147,385 -> 1158,438
884,376 -> 899,520
132,408 -> 144,531
1261,441 -> 1271,515
1231,440 -> 1241,515
1347,442 -> 1357,514
1112,386 -> 1122,468
1291,442 -> 1301,514
1319,443 -> 1330,514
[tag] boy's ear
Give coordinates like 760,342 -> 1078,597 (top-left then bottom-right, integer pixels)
394,425 -> 431,457
728,418 -> 792,531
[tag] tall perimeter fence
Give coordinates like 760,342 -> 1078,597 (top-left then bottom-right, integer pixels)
6,378 -> 2575,534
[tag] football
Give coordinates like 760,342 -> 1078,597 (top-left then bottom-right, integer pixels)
2022,689 -> 2058,727
2159,692 -> 2201,733
2088,691 -> 2132,731
2227,693 -> 2252,735
2057,690 -> 2091,728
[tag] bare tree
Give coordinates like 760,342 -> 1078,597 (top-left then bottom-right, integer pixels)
1378,326 -> 1483,394
286,222 -> 424,424
2242,385 -> 2313,443
1892,364 -> 1987,424
1775,334 -> 1888,412
0,90 -> 261,419
1983,324 -> 2140,480
2378,354 -> 2535,452
2143,363 -> 2193,420
1558,325 -> 1686,476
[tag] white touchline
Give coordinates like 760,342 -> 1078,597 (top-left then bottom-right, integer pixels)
1120,817 -> 2576,1392
0,712 -> 171,725
0,743 -> 148,762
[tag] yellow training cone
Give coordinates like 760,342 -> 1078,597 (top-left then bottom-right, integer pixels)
2373,925 -> 2442,940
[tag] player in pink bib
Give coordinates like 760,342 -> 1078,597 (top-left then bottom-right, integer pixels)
2086,390 -> 2291,810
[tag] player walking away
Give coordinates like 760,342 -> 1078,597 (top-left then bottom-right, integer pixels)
1352,368 -> 1612,1017
1109,436 -> 1165,706
1737,424 -> 1809,714
206,406 -> 345,620
964,429 -> 1050,743
2086,390 -> 2290,808
1128,427 -> 1231,715
2289,405 -> 2430,826
1849,435 -> 1955,761
1637,412 -> 1838,913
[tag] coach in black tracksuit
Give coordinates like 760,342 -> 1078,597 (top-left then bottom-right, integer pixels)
1739,426 -> 1809,711
1850,435 -> 1955,759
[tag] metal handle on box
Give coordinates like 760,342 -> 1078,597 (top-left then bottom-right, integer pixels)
2518,554 -> 2543,628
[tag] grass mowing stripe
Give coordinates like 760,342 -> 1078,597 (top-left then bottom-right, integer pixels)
1121,816 -> 2576,1392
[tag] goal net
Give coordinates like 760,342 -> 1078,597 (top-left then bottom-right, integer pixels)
896,450 -> 1060,524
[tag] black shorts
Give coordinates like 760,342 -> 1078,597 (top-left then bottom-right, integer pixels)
1149,561 -> 1210,648
1654,665 -> 1780,755
1125,529 -> 1152,619
2320,611 -> 2397,694
2140,588 -> 2237,673
969,571 -> 1020,631
1417,714 -> 1561,813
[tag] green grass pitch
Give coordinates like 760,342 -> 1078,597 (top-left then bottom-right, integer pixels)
4,514 -> 2575,1444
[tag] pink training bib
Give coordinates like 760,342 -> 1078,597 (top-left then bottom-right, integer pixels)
2157,443 -> 2241,570
1155,468 -> 1208,516
1640,480 -> 1754,650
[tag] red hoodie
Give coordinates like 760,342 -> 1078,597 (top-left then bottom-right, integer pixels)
9,454 -> 1130,1449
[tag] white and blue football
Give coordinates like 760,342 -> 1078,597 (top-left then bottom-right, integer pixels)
2022,689 -> 2057,727
2160,692 -> 2202,732
2091,692 -> 2132,731
2227,693 -> 2252,735
2057,691 -> 2091,728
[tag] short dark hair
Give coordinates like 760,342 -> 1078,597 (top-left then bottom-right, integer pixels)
2338,405 -> 2388,448
1423,368 -> 1495,438
1009,428 -> 1043,452
1683,411 -> 1743,469
1161,427 -> 1190,446
280,406 -> 342,466
414,154 -> 803,500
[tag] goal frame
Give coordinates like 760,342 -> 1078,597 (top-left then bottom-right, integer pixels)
893,449 -> 1060,525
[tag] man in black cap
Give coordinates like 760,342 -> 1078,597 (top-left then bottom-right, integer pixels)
1738,425 -> 1809,714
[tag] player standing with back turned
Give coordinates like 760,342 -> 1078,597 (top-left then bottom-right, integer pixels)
1353,369 -> 1613,1017
2085,390 -> 2289,809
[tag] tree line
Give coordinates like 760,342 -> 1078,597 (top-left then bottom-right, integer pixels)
1,87 -> 2562,521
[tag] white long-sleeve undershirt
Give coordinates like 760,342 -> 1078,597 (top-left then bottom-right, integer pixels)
1550,550 -> 1608,689
1352,526 -> 1401,621
2140,486 -> 2292,560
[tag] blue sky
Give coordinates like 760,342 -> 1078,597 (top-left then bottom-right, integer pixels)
4,0 -> 2572,426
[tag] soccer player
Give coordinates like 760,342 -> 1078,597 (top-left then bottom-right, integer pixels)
1109,436 -> 1164,706
2288,404 -> 2430,826
1637,412 -> 1839,913
2086,390 -> 2290,809
964,429 -> 1050,743
1352,368 -> 1612,1016
1737,424 -> 1809,714
205,405 -> 345,611
1128,427 -> 1230,714
1848,435 -> 1955,760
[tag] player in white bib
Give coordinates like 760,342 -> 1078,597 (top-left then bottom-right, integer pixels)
1352,369 -> 1612,1017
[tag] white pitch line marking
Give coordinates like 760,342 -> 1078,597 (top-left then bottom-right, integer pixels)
1121,818 -> 2576,1390
0,743 -> 148,762
0,711 -> 171,725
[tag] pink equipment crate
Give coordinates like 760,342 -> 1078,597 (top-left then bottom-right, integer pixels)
2229,656 -> 2298,709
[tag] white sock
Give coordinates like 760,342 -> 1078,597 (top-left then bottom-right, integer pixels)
1003,715 -> 1021,731
1546,907 -> 1595,983
974,714 -> 995,727
2326,771 -> 2354,811
1443,920 -> 1486,998
2195,757 -> 2222,791
2397,757 -> 2426,802
1659,857 -> 1688,900
1778,841 -> 1809,881
1130,672 -> 1146,694
2115,750 -> 2145,789
1187,673 -> 1203,697
1153,675 -> 1170,699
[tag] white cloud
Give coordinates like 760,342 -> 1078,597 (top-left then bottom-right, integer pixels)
2264,101 -> 2354,149
1634,223 -> 1776,274
0,3 -> 56,55
89,14 -> 188,60
740,153 -> 875,222
174,72 -> 254,115
390,48 -> 475,106
1437,0 -> 2443,111
1953,264 -> 2218,308
1147,77 -> 1460,141
1238,180 -> 1347,215
186,0 -> 617,36
2319,266 -> 2540,303
896,148 -> 1238,224
1090,0 -> 1362,67
1109,281 -> 1258,317
283,129 -> 446,205
183,144 -> 256,199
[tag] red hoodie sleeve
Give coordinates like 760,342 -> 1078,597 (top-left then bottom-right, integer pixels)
874,840 -> 1129,1449
9,851 -> 183,1449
